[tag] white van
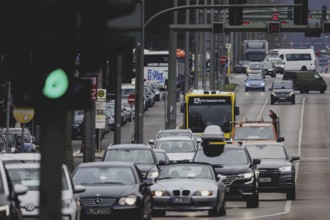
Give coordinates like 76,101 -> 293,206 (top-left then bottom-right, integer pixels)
270,48 -> 316,71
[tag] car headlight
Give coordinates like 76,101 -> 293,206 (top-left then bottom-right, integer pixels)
238,172 -> 253,179
119,195 -> 137,205
261,83 -> 265,86
271,92 -> 277,96
268,69 -> 273,71
0,205 -> 10,216
151,190 -> 170,197
147,171 -> 159,179
245,83 -> 250,86
279,166 -> 292,172
194,190 -> 213,196
289,92 -> 295,96
62,199 -> 74,209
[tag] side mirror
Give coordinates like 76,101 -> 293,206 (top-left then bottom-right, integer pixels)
290,155 -> 300,162
234,106 -> 240,116
269,88 -> 272,91
158,160 -> 166,166
74,185 -> 86,194
277,137 -> 285,142
148,139 -> 154,145
252,158 -> 261,165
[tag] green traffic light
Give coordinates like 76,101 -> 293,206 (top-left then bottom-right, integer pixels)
42,69 -> 69,99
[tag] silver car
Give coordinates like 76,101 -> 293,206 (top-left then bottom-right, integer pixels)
5,163 -> 85,220
151,162 -> 226,217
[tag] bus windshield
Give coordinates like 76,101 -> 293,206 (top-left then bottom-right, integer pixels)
188,105 -> 232,133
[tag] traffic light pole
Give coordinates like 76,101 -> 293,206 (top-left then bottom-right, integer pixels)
39,106 -> 66,220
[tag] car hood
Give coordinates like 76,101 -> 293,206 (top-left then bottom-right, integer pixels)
258,159 -> 292,169
79,185 -> 138,198
214,164 -> 252,175
167,152 -> 195,162
18,190 -> 73,207
273,89 -> 293,93
152,179 -> 217,191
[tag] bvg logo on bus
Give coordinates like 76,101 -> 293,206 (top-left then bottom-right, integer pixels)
194,98 -> 202,104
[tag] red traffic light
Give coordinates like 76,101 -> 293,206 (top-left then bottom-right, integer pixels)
267,22 -> 280,33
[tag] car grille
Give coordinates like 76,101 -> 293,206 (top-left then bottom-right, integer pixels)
80,198 -> 116,206
173,190 -> 190,196
222,175 -> 247,185
259,169 -> 280,186
274,92 -> 290,97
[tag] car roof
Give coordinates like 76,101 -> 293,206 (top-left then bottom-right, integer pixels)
5,163 -> 40,169
242,142 -> 284,147
0,153 -> 41,162
197,144 -> 244,151
156,136 -> 195,141
76,161 -> 135,168
235,123 -> 273,127
107,144 -> 151,150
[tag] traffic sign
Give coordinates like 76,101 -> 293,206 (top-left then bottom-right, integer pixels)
97,89 -> 106,101
127,94 -> 136,105
13,107 -> 35,123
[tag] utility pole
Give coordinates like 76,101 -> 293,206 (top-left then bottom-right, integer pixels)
184,0 -> 190,96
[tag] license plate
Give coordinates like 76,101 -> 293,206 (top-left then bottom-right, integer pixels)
279,97 -> 286,100
259,177 -> 271,182
87,208 -> 111,215
172,197 -> 191,203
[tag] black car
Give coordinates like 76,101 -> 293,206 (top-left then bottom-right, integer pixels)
72,162 -> 153,220
243,142 -> 300,200
193,144 -> 260,208
0,160 -> 28,220
269,80 -> 295,105
103,144 -> 161,180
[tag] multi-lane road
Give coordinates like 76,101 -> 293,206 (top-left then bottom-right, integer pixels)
73,73 -> 330,219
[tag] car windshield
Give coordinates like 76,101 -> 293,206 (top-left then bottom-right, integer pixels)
7,167 -> 68,190
156,140 -> 196,153
157,131 -> 192,139
270,59 -> 283,64
248,74 -> 263,80
273,81 -> 293,89
194,149 -> 248,165
155,152 -> 167,163
263,62 -> 272,68
73,167 -> 136,185
234,126 -> 275,140
104,149 -> 155,164
245,144 -> 287,160
159,164 -> 214,180
249,63 -> 262,69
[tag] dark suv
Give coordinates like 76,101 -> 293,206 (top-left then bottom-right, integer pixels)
269,80 -> 295,105
243,142 -> 300,200
193,144 -> 260,208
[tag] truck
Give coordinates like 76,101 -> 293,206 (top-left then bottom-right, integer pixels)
230,110 -> 284,143
243,40 -> 269,62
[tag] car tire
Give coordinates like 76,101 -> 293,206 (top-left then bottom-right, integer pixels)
320,86 -> 326,94
300,86 -> 307,94
270,98 -> 275,105
262,88 -> 265,92
152,210 -> 165,217
208,198 -> 223,217
245,88 -> 248,92
286,186 -> 296,200
246,193 -> 259,208
292,99 -> 295,104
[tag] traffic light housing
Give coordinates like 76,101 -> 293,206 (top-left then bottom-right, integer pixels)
267,22 -> 280,33
212,22 -> 224,33
228,0 -> 246,25
294,0 -> 308,25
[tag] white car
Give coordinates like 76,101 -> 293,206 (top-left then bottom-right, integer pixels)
154,136 -> 198,162
5,163 -> 85,220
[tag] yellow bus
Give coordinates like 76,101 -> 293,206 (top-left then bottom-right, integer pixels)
181,90 -> 239,139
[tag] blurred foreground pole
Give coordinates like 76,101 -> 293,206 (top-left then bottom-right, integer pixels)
39,107 -> 66,220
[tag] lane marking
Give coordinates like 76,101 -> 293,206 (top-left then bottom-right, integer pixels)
257,98 -> 269,121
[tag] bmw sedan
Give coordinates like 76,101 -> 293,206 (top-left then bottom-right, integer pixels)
243,142 -> 300,200
151,162 -> 226,217
193,145 -> 261,208
72,162 -> 153,220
